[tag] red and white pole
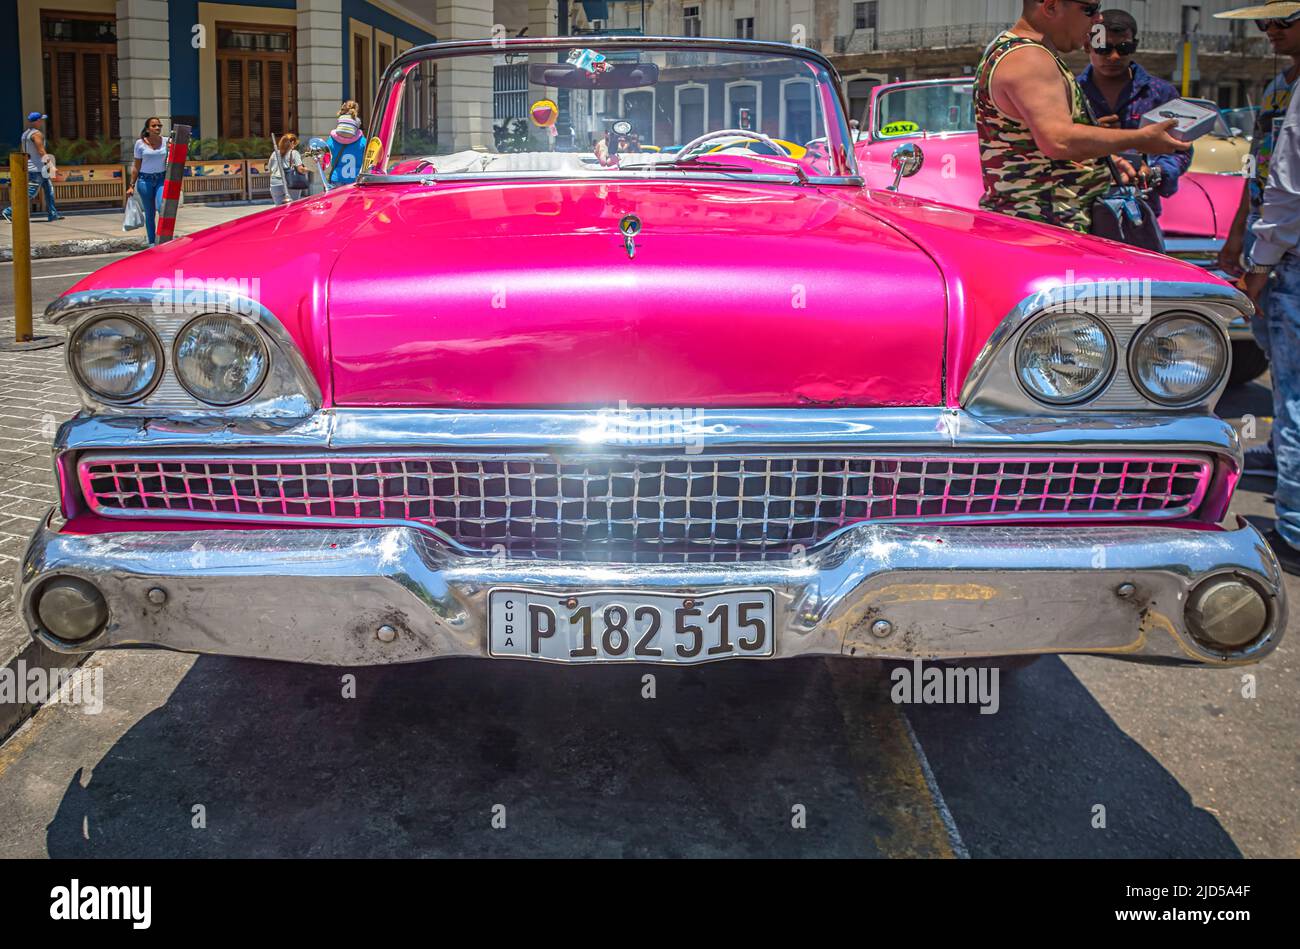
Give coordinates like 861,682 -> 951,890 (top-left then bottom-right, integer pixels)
155,124 -> 191,245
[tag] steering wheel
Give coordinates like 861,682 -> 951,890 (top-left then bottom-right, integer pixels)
676,128 -> 790,158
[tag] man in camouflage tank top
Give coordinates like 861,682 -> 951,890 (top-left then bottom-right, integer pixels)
975,0 -> 1188,232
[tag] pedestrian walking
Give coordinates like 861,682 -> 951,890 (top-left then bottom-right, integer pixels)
269,133 -> 308,205
3,112 -> 63,224
127,117 -> 169,245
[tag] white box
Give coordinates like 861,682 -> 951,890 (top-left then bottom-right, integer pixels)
1139,98 -> 1219,143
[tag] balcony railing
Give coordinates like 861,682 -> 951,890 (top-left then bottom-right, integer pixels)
833,23 -> 1270,57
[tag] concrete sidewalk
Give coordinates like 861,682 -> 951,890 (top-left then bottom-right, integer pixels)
0,202 -> 273,262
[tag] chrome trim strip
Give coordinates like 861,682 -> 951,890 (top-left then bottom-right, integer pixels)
1164,237 -> 1226,254
51,407 -> 1242,459
359,170 -> 865,188
17,510 -> 1285,667
960,281 -> 1250,415
46,288 -> 322,418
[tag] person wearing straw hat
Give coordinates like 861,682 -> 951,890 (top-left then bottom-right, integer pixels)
1224,2 -> 1300,571
1215,6 -> 1300,451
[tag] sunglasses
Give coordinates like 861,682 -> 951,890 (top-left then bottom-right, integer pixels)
1094,40 -> 1139,55
1257,13 -> 1300,30
1065,0 -> 1102,16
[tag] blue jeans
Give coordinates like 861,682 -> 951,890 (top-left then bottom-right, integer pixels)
4,173 -> 58,221
1265,254 -> 1300,549
135,172 -> 164,244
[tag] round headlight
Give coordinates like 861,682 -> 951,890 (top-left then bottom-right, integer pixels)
70,315 -> 162,403
1015,312 -> 1115,405
174,314 -> 269,406
1130,314 -> 1228,406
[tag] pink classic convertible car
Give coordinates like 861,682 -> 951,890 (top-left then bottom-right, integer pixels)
16,37 -> 1284,668
854,78 -> 1266,384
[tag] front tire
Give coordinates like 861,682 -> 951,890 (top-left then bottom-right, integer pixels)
1229,339 -> 1269,385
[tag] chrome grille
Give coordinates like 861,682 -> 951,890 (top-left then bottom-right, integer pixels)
79,453 -> 1213,552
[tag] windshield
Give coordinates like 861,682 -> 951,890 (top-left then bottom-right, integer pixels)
874,82 -> 975,139
1187,99 -> 1235,138
367,40 -> 855,181
1221,106 -> 1256,139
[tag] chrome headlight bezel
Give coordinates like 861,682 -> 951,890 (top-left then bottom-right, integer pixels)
46,288 -> 322,418
1128,312 -> 1230,408
1014,311 -> 1117,406
68,314 -> 164,405
172,313 -> 272,407
960,281 -> 1250,416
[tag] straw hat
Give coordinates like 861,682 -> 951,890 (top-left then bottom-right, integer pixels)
1214,1 -> 1300,19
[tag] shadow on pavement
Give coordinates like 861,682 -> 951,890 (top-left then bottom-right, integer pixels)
46,656 -> 912,857
903,656 -> 1241,857
43,652 -> 1239,857
1216,376 -> 1272,423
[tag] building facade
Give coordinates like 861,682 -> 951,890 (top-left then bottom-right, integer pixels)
2,0 -> 440,153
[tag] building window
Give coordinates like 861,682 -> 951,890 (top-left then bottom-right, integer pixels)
735,18 -> 754,39
854,2 -> 878,31
780,78 -> 815,143
726,81 -> 760,131
379,42 -> 392,81
353,34 -> 370,126
493,62 -> 529,121
676,84 -> 707,141
845,76 -> 882,132
40,12 -> 119,143
622,90 -> 655,144
683,6 -> 701,38
216,24 -> 296,139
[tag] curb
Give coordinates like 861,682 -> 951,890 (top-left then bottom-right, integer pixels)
0,236 -> 148,263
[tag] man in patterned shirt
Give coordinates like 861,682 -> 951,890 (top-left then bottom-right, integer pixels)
976,0 -> 1187,232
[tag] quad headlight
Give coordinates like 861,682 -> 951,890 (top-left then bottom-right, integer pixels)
69,315 -> 162,403
1015,312 -> 1115,405
173,314 -> 270,406
1130,313 -> 1228,406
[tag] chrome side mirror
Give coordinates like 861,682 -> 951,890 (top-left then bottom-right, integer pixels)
889,143 -> 925,191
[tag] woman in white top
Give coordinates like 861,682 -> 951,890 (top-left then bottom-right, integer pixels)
269,133 -> 308,205
127,117 -> 168,245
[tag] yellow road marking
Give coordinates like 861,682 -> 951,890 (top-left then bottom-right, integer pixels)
825,657 -> 962,858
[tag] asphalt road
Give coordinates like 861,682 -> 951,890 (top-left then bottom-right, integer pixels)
0,255 -> 1294,858
0,253 -> 130,322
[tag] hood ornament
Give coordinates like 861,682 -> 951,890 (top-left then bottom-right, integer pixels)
619,214 -> 641,260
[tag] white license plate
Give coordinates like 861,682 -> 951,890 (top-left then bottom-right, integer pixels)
488,588 -> 775,664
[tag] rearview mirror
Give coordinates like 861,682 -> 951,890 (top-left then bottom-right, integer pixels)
528,61 -> 660,90
889,143 -> 925,191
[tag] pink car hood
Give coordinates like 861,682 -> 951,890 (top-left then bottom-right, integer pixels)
326,180 -> 948,407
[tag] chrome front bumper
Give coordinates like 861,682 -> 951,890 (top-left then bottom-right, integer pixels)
16,510 -> 1286,667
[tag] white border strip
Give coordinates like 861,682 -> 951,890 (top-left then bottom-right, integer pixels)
900,709 -> 970,859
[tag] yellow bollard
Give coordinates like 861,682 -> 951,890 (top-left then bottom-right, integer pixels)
10,153 -> 33,343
